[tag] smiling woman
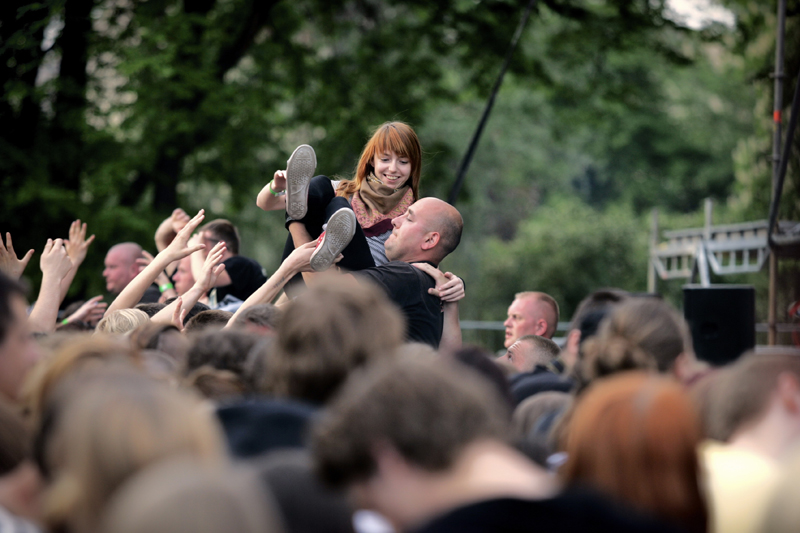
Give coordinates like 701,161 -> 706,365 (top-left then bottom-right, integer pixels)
256,122 -> 423,292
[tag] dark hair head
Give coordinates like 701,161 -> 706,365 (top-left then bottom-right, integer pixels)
269,283 -> 405,405
135,303 -> 167,318
231,304 -> 282,332
312,359 -> 509,489
184,310 -> 234,334
452,345 -> 514,412
200,219 -> 240,255
185,330 -> 262,385
164,298 -> 210,325
569,289 -> 629,332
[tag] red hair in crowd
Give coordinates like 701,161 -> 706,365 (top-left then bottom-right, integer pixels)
562,372 -> 707,533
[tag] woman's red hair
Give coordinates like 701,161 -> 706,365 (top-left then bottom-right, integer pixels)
562,372 -> 707,533
336,122 -> 421,201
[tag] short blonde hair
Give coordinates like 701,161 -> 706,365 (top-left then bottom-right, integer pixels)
96,309 -> 150,336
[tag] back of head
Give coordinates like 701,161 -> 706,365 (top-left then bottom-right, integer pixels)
200,219 -> 240,255
164,298 -> 210,325
578,298 -> 690,391
96,309 -> 151,336
20,335 -> 140,426
569,288 -> 629,332
135,303 -> 167,318
312,359 -> 509,489
270,283 -> 405,405
103,459 -> 283,533
185,329 -> 262,379
712,351 -> 800,442
41,368 -> 225,533
184,310 -> 234,334
562,372 -> 706,533
518,335 -> 561,367
231,304 -> 282,334
452,345 -> 514,411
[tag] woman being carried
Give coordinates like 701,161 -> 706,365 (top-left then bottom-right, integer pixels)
258,122 -> 461,298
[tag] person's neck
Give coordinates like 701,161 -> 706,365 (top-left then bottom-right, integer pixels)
728,407 -> 800,462
396,440 -> 557,530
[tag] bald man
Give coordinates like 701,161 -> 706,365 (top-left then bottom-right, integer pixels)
260,198 -> 463,348
103,242 -> 160,303
503,291 -> 560,348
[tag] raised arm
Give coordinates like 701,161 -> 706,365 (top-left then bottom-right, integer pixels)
106,210 -> 206,315
154,208 -> 191,275
226,241 -> 316,326
152,241 -> 226,324
0,233 -> 34,281
256,170 -> 288,211
60,220 -> 95,303
29,239 -> 74,333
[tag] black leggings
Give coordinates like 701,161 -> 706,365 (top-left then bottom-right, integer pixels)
281,175 -> 375,295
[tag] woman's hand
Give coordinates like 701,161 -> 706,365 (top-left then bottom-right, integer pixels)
412,263 -> 465,303
272,170 -> 287,193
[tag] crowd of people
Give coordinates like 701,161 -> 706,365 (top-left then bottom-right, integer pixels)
0,121 -> 798,533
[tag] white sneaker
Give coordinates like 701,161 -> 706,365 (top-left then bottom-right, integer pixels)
285,144 -> 316,220
310,208 -> 356,272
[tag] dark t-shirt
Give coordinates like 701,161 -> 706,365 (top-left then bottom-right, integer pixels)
354,261 -> 442,348
509,367 -> 575,405
411,491 -> 685,533
215,255 -> 267,302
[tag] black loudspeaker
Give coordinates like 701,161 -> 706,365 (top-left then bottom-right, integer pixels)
683,285 -> 756,366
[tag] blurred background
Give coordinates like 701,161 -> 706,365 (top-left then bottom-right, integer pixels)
2,0 -> 798,348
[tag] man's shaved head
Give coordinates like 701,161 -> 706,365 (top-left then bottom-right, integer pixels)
103,242 -> 143,294
385,198 -> 463,265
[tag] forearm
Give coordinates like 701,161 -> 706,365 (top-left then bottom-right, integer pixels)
226,263 -> 298,327
256,184 -> 287,211
107,257 -> 171,315
152,285 -> 203,324
59,266 -> 79,303
28,276 -> 64,333
438,302 -> 462,355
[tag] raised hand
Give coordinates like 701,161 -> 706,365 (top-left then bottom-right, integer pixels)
194,241 -> 227,292
63,295 -> 107,325
171,208 -> 191,233
411,263 -> 465,303
164,209 -> 206,261
41,238 -> 74,280
65,220 -> 95,267
0,233 -> 34,280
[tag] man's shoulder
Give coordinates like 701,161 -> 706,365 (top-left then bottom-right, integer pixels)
224,255 -> 262,268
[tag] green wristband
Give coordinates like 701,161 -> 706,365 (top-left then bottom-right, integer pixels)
159,283 -> 174,293
61,318 -> 70,325
268,180 -> 286,197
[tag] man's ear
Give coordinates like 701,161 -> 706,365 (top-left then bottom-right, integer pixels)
534,319 -> 548,337
420,231 -> 440,251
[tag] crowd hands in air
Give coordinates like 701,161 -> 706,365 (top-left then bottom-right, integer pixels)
1,127 -> 800,533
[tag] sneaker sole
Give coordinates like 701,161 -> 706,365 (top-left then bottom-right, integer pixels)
286,144 -> 316,220
310,209 -> 357,272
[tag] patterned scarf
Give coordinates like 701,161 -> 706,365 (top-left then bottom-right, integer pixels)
350,174 -> 414,237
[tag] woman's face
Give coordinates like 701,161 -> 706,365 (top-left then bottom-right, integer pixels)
372,151 -> 412,189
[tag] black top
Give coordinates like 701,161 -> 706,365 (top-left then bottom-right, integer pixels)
509,367 -> 574,405
412,491 -> 685,533
139,284 -> 162,304
215,255 -> 267,302
354,261 -> 442,348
